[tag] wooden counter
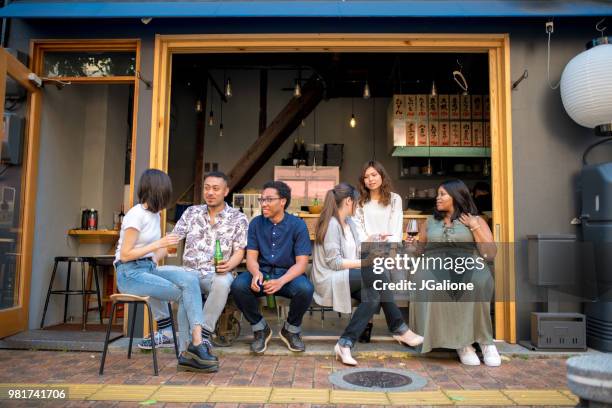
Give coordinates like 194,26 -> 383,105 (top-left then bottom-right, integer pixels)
67,229 -> 120,244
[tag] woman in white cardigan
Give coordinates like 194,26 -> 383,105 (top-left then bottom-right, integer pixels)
312,183 -> 423,366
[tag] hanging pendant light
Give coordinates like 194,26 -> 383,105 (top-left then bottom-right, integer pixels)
349,98 -> 357,128
371,97 -> 376,160
430,81 -> 437,97
207,81 -> 214,125
363,81 -> 371,99
219,99 -> 224,137
195,99 -> 203,113
294,81 -> 302,98
224,70 -> 232,98
561,36 -> 612,136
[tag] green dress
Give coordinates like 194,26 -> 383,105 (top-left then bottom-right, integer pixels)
409,217 -> 494,353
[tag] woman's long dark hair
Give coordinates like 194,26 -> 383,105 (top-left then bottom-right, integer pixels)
433,179 -> 478,221
138,169 -> 173,213
315,183 -> 359,245
358,160 -> 393,207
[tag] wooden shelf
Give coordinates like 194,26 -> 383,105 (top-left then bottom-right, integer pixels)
392,146 -> 491,157
67,229 -> 120,244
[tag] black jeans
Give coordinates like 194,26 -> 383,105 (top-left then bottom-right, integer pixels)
230,271 -> 314,333
339,269 -> 408,348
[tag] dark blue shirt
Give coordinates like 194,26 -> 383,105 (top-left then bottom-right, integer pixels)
247,212 -> 312,277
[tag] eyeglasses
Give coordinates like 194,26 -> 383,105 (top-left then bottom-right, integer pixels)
257,197 -> 281,205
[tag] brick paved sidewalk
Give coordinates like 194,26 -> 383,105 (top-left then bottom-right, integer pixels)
0,349 -> 575,407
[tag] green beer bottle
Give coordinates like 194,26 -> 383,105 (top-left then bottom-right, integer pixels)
214,239 -> 223,273
263,273 -> 277,309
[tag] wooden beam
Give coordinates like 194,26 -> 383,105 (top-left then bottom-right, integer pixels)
0,48 -> 38,93
228,75 -> 324,193
193,78 -> 208,204
258,69 -> 268,136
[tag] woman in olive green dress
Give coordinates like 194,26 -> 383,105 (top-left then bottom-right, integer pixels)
407,179 -> 501,366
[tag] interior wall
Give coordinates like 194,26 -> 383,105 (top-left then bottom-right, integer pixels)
171,68 -> 446,203
30,84 -> 128,328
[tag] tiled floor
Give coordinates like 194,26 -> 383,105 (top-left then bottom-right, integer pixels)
0,348 -> 578,407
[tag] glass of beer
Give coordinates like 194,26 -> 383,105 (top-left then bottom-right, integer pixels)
167,234 -> 179,258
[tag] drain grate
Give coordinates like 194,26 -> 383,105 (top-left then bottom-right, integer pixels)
329,368 -> 427,392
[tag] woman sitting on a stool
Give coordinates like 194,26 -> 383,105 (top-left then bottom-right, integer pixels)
114,169 -> 218,373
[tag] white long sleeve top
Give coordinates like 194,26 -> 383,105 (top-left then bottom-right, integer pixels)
355,192 -> 404,243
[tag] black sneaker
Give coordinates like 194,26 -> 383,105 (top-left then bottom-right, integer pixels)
177,353 -> 218,373
184,339 -> 219,365
251,324 -> 272,354
279,327 -> 305,352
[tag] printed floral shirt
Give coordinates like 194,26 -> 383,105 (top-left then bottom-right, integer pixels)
172,203 -> 249,277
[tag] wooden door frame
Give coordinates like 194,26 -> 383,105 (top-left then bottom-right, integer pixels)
149,33 -> 516,343
0,48 -> 40,337
0,39 -> 142,337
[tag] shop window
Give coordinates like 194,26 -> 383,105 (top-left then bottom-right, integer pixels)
43,51 -> 136,77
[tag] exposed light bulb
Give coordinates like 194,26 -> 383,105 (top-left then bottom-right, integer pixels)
294,81 -> 302,98
219,123 -> 224,137
301,119 -> 305,127
224,78 -> 232,98
363,81 -> 371,99
430,81 -> 437,97
195,99 -> 203,113
349,114 -> 357,128
208,110 -> 214,126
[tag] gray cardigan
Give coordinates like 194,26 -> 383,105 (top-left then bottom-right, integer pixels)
312,216 -> 361,314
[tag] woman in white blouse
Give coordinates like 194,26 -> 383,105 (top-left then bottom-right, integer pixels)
354,161 -> 405,342
355,161 -> 404,243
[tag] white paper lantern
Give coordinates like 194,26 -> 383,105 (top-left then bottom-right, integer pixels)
560,43 -> 612,130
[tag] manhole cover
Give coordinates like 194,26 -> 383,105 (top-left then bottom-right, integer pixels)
329,368 -> 427,392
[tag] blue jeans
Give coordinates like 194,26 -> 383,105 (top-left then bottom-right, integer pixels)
115,259 -> 204,351
230,271 -> 314,334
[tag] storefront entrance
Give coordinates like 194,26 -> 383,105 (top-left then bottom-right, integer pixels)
149,34 -> 517,343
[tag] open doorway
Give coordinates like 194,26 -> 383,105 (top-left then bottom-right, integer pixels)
151,34 -> 515,343
165,51 -> 495,339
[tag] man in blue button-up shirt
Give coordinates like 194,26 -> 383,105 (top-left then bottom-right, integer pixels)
231,181 -> 313,354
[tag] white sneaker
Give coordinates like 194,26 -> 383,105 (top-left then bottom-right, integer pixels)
481,344 -> 501,367
137,331 -> 174,350
457,345 -> 480,366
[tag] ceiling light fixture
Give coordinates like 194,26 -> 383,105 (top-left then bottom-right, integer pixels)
363,81 -> 371,99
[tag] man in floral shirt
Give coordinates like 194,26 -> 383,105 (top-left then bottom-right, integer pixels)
140,172 -> 248,355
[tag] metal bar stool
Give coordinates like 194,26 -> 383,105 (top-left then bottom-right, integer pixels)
40,256 -> 103,330
99,294 -> 179,376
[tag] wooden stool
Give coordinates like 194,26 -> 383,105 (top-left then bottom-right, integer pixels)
99,294 -> 178,376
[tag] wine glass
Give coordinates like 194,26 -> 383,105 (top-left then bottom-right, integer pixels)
406,219 -> 419,242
